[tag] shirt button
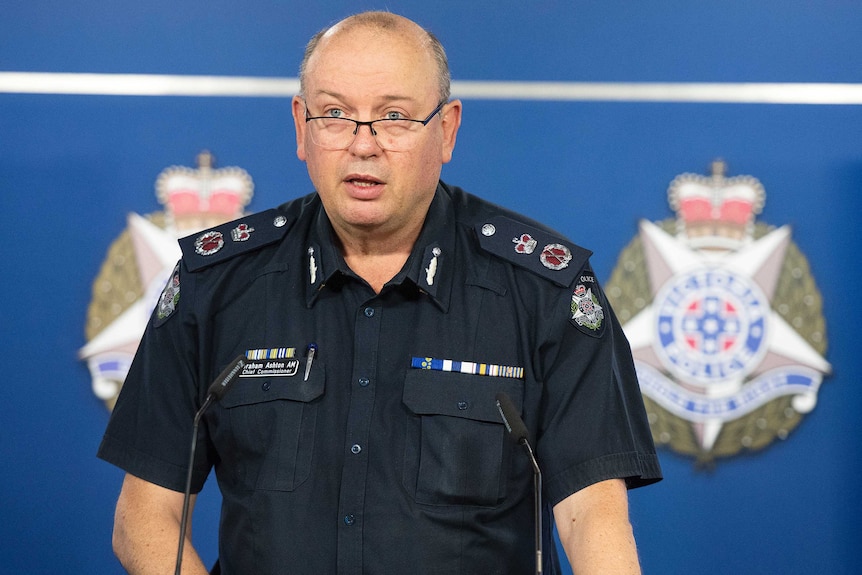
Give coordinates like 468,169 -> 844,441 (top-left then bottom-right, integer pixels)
358,377 -> 370,387
261,381 -> 271,391
457,400 -> 469,410
364,307 -> 375,317
344,514 -> 356,526
351,444 -> 362,454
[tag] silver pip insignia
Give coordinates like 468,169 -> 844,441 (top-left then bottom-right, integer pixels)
540,243 -> 572,270
194,230 -> 224,256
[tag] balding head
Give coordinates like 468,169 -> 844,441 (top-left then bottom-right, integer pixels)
299,11 -> 451,102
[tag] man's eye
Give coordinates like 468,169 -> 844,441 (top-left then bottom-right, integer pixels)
326,109 -> 344,118
384,111 -> 405,120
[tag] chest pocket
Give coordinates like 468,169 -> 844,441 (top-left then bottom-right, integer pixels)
219,363 -> 324,492
402,369 -> 523,507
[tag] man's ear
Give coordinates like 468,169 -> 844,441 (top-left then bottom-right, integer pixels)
291,95 -> 308,162
440,99 -> 462,164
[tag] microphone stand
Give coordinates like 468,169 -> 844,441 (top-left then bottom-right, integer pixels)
174,355 -> 247,575
174,396 -> 213,575
521,439 -> 543,575
495,393 -> 543,575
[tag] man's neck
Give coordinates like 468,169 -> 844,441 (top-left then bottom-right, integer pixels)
334,221 -> 422,294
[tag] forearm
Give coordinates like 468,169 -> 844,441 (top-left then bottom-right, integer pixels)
113,519 -> 208,574
112,474 -> 209,575
554,479 -> 641,575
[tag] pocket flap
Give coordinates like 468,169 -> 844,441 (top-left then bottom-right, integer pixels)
403,369 -> 523,424
221,366 -> 325,408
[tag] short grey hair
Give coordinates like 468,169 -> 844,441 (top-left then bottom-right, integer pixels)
298,11 -> 451,103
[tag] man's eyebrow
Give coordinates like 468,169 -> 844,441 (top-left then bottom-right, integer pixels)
309,90 -> 419,106
312,89 -> 345,100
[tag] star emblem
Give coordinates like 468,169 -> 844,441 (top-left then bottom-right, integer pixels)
617,220 -> 831,454
78,213 -> 181,405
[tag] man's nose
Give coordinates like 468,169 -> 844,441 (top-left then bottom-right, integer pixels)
349,122 -> 382,153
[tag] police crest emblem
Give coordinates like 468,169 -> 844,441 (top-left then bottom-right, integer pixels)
571,283 -> 604,333
79,152 -> 253,409
605,160 -> 831,464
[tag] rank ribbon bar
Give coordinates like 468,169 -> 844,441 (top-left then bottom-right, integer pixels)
246,347 -> 297,360
411,357 -> 525,380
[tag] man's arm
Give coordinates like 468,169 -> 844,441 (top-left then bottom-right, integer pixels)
112,473 -> 209,575
553,478 -> 641,575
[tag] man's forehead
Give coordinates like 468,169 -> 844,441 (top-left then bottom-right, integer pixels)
304,28 -> 436,102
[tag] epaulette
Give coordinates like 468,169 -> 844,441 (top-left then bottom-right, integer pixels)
179,208 -> 290,272
474,215 -> 591,287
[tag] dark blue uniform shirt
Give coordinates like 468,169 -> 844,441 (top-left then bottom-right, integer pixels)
99,181 -> 661,574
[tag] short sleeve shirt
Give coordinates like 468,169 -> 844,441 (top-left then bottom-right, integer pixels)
98,181 -> 661,575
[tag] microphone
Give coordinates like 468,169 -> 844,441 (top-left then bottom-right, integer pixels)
175,354 -> 247,575
496,392 -> 543,575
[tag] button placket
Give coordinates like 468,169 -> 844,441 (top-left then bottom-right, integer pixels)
336,300 -> 382,569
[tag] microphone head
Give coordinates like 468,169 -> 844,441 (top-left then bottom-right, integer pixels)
495,392 -> 529,445
206,354 -> 247,400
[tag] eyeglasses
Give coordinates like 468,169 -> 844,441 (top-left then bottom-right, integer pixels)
304,100 -> 447,152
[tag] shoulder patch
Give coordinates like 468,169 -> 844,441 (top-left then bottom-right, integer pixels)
153,262 -> 181,327
569,261 -> 607,338
179,209 -> 290,272
474,215 -> 591,287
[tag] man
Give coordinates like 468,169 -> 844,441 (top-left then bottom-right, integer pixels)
99,11 -> 661,575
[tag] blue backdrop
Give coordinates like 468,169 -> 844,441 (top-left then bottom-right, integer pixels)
2,2 -> 861,573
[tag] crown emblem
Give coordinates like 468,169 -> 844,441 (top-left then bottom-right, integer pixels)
668,159 -> 765,251
156,150 -> 253,235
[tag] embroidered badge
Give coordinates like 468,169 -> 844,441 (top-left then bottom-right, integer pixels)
512,233 -> 537,254
194,230 -> 224,256
570,283 -> 604,333
411,357 -> 525,380
156,264 -> 181,321
540,243 -> 572,270
231,223 -> 254,242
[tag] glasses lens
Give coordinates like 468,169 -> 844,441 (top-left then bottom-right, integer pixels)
372,120 -> 420,151
308,118 -> 355,150
308,118 -> 423,151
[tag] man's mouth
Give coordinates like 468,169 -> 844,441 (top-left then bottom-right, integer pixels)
346,175 -> 384,187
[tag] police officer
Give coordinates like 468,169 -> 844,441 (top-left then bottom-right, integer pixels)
99,11 -> 661,575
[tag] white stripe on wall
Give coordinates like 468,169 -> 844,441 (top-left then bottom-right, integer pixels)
1,72 -> 861,105
0,72 -> 300,97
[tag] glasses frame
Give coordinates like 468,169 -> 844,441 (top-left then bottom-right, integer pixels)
304,99 -> 448,151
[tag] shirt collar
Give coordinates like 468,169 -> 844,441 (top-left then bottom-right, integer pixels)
396,186 -> 453,311
304,205 -> 348,307
305,184 -> 454,312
